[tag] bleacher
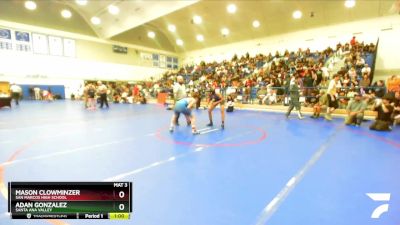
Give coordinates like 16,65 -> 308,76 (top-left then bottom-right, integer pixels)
152,39 -> 381,118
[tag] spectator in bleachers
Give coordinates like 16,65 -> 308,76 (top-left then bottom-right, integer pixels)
318,77 -> 329,90
42,89 -> 49,101
350,36 -> 357,46
348,67 -> 357,81
361,64 -> 371,77
132,84 -> 140,102
373,80 -> 386,99
264,82 -> 277,104
303,71 -> 314,103
355,56 -> 365,69
346,88 -> 358,99
121,90 -> 128,103
29,86 -> 34,100
311,90 -> 327,119
113,92 -> 121,103
226,95 -> 234,112
345,93 -> 366,126
338,91 -> 349,109
364,92 -> 376,110
257,86 -> 267,104
370,95 -> 394,131
34,86 -> 41,100
360,73 -> 371,88
368,43 -> 376,52
305,89 -> 318,107
46,87 -> 54,101
343,42 -> 351,53
314,68 -> 323,85
243,85 -> 251,103
343,73 -> 351,85
138,92 -> 147,104
152,83 -> 160,97
392,91 -> 400,126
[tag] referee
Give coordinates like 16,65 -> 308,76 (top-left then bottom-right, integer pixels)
285,76 -> 304,119
97,81 -> 109,109
10,83 -> 22,106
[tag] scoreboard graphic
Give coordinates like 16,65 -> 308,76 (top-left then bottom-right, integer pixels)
8,182 -> 132,220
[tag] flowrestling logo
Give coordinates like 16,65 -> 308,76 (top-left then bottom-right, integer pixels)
366,193 -> 391,219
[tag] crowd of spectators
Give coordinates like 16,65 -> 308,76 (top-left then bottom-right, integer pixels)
153,37 -> 379,109
77,37 -> 399,130
80,81 -> 148,109
148,37 -> 400,130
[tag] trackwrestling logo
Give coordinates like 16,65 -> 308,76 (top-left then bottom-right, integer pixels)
366,193 -> 391,219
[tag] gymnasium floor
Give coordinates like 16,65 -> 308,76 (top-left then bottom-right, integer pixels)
0,101 -> 399,225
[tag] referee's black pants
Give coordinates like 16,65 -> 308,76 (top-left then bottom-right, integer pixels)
100,93 -> 109,108
12,92 -> 20,105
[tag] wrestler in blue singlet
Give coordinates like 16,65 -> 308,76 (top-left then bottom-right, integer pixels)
174,98 -> 192,116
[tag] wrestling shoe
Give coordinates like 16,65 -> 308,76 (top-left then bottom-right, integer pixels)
324,114 -> 332,121
192,128 -> 200,135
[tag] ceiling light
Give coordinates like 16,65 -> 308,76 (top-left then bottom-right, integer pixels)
147,31 -> 155,39
292,10 -> 302,19
24,1 -> 37,10
227,4 -> 237,14
221,28 -> 229,36
196,34 -> 204,42
75,0 -> 87,6
108,5 -> 119,15
176,39 -> 183,46
344,0 -> 356,8
193,15 -> 202,24
252,20 -> 260,28
168,24 -> 176,32
61,9 -> 72,18
91,16 -> 101,25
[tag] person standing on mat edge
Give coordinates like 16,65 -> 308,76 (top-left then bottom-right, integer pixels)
87,83 -> 97,110
10,83 -> 22,106
207,88 -> 225,129
97,81 -> 109,109
345,93 -> 366,126
173,75 -> 187,126
83,83 -> 89,108
325,74 -> 340,121
285,75 -> 304,119
169,92 -> 200,134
